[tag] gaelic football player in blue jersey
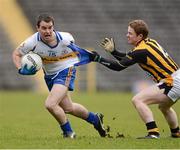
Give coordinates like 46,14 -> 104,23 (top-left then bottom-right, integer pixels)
12,13 -> 106,138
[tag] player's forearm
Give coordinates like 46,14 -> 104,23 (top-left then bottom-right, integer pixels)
12,49 -> 22,69
98,57 -> 127,71
111,50 -> 126,61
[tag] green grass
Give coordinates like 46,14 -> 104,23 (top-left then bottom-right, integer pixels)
0,91 -> 179,149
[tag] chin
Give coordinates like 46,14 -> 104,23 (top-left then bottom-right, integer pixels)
44,37 -> 51,41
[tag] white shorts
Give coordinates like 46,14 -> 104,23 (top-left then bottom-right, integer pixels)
158,69 -> 180,102
167,69 -> 180,101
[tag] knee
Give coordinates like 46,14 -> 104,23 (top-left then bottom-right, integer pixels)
158,104 -> 168,113
45,100 -> 57,112
132,96 -> 140,107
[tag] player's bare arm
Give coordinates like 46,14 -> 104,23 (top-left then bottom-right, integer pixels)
12,48 -> 22,69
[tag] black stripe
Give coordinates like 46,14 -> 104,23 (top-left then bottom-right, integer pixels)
146,43 -> 175,74
140,63 -> 166,81
147,39 -> 159,48
140,65 -> 159,82
146,41 -> 178,71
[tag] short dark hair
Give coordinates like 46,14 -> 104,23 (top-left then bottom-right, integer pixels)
36,13 -> 54,27
129,20 -> 149,39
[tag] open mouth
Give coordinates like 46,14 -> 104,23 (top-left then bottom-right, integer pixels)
45,35 -> 51,38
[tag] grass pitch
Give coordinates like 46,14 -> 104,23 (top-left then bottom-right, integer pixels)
0,91 -> 179,149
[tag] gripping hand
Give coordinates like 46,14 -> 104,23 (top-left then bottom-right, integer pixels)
89,51 -> 102,62
100,38 -> 115,52
18,64 -> 37,75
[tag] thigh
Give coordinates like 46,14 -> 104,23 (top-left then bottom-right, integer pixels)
133,84 -> 171,105
46,84 -> 68,105
54,67 -> 76,91
158,97 -> 177,109
59,92 -> 73,112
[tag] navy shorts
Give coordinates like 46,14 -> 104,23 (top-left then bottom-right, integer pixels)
44,67 -> 76,91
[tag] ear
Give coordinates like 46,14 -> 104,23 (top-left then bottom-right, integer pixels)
138,34 -> 143,40
36,25 -> 39,30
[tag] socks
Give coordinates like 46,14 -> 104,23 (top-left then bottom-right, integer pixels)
60,121 -> 73,134
85,112 -> 99,127
170,127 -> 179,133
146,121 -> 159,136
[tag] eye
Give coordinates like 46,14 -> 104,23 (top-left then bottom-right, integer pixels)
48,26 -> 53,30
41,26 -> 46,30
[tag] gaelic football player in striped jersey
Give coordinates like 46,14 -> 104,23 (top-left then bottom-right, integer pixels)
92,19 -> 180,139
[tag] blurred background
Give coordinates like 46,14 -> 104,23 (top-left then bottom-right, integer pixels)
0,0 -> 180,93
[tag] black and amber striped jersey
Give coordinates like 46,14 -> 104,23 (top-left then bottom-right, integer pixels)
129,38 -> 179,85
100,38 -> 179,86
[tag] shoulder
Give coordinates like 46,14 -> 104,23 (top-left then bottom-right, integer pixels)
129,41 -> 147,59
59,32 -> 75,43
134,40 -> 148,51
21,32 -> 38,46
17,33 -> 38,54
57,31 -> 75,46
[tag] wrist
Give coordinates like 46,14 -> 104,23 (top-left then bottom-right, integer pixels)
18,68 -> 23,74
110,49 -> 116,54
97,56 -> 102,62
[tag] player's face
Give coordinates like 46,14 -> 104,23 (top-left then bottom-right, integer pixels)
126,26 -> 142,46
37,21 -> 54,42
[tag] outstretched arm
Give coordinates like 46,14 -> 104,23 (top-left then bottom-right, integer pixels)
98,57 -> 127,71
90,51 -> 136,71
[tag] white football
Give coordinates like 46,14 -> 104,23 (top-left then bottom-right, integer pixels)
21,53 -> 42,71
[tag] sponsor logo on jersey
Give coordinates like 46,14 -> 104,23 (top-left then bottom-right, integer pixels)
42,52 -> 78,64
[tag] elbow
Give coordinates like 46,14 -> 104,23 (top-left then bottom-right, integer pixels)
12,49 -> 22,69
115,68 -> 122,71
107,66 -> 123,71
111,65 -> 126,71
12,51 -> 17,64
113,67 -> 123,71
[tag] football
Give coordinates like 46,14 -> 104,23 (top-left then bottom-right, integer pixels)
21,53 -> 42,71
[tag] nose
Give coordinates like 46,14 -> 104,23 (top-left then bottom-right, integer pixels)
45,29 -> 51,33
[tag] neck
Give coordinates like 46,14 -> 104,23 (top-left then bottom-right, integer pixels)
135,39 -> 143,47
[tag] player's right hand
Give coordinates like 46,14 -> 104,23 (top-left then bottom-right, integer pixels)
100,38 -> 115,52
18,64 -> 36,75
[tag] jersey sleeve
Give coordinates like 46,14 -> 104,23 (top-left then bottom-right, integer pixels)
17,34 -> 38,55
98,52 -> 136,71
99,49 -> 146,71
111,50 -> 126,61
127,49 -> 147,64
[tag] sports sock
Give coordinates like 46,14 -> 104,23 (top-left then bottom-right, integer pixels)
170,127 -> 179,134
170,127 -> 180,137
85,112 -> 99,127
60,121 -> 73,134
146,121 -> 160,136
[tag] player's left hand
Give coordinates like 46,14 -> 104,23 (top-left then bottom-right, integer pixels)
18,64 -> 37,75
100,38 -> 115,52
